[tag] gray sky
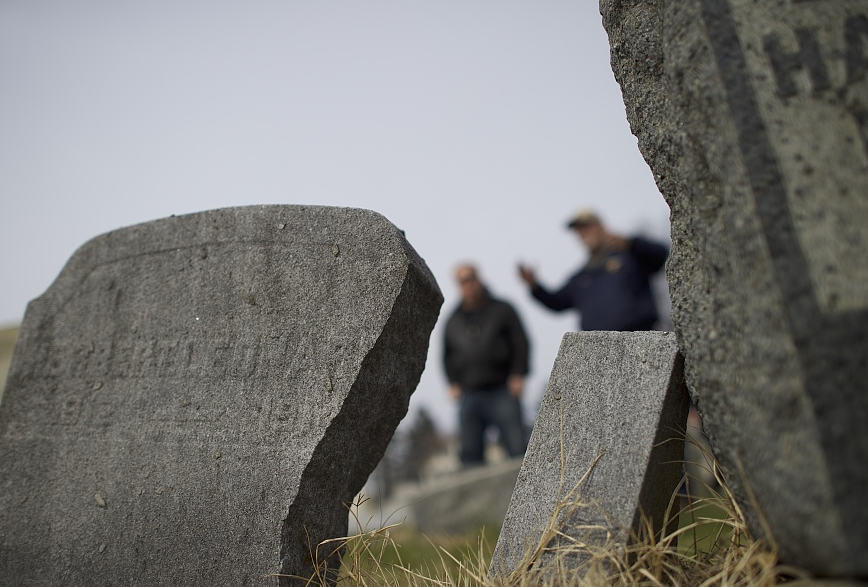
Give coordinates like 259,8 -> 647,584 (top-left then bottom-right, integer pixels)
0,0 -> 670,433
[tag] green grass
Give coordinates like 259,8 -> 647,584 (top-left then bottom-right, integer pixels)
337,524 -> 498,586
676,498 -> 732,557
360,526 -> 499,573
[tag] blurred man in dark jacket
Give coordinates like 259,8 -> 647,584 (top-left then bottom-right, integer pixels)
519,210 -> 668,331
443,264 -> 530,466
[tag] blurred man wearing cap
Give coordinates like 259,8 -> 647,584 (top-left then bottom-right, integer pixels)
518,210 -> 668,331
443,263 -> 530,466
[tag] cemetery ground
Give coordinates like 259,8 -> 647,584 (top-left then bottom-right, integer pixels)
288,446 -> 800,587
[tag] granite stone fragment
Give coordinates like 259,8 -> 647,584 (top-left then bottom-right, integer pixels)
601,0 -> 868,576
490,331 -> 688,578
0,205 -> 442,586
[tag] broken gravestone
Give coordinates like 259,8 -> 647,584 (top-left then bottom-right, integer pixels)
489,331 -> 688,578
601,0 -> 868,577
0,205 -> 442,586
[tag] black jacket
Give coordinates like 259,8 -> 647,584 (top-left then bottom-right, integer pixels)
443,295 -> 530,390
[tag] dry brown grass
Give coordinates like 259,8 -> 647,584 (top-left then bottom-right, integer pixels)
488,458 -> 804,587
276,439 -> 813,586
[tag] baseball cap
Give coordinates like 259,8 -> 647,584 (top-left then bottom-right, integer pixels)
566,209 -> 601,229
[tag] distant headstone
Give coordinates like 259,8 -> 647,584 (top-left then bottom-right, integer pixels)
0,205 -> 442,586
394,459 -> 521,535
489,332 -> 688,578
601,0 -> 868,577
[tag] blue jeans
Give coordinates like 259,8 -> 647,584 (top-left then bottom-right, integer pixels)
459,385 -> 526,465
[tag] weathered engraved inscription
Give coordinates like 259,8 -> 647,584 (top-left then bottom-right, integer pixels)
6,240 -> 342,444
0,206 -> 443,586
701,0 -> 868,575
736,2 -> 868,313
36,337 -> 308,383
763,10 -> 868,99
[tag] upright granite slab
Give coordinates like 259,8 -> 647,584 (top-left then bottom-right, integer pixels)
601,0 -> 868,577
0,205 -> 442,586
489,332 -> 688,578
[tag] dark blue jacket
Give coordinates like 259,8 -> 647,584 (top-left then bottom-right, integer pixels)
531,237 -> 668,331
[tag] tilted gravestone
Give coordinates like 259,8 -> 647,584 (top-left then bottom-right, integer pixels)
489,331 -> 688,578
601,0 -> 868,577
0,205 -> 442,586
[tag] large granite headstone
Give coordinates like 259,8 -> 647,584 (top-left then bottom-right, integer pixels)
489,332 -> 688,578
601,0 -> 868,577
0,205 -> 442,586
